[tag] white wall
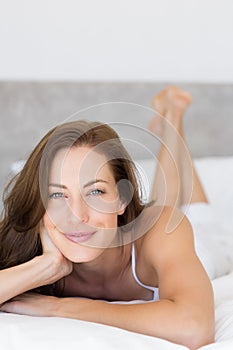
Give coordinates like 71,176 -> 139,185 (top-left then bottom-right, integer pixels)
0,0 -> 233,82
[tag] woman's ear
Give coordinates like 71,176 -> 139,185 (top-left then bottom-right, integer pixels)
117,200 -> 126,215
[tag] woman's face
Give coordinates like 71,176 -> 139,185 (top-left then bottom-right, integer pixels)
43,146 -> 125,262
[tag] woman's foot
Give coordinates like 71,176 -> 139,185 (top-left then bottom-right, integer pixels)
164,86 -> 192,120
148,86 -> 192,135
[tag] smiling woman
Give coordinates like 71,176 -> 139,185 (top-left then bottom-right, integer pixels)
0,87 -> 215,349
44,145 -> 127,261
0,119 -> 145,295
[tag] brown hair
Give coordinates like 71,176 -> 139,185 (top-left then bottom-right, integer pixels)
0,120 -> 144,293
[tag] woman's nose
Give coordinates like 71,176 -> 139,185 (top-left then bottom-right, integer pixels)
68,197 -> 89,224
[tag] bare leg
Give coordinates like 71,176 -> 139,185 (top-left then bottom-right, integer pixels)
149,86 -> 208,208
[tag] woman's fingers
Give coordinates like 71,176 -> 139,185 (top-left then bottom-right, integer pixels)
39,222 -> 73,279
39,223 -> 58,253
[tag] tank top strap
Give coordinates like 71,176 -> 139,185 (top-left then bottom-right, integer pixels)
131,241 -> 159,301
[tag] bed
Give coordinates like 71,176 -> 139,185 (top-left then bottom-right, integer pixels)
0,82 -> 233,349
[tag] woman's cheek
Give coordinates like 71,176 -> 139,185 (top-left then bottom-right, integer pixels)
42,213 -> 55,233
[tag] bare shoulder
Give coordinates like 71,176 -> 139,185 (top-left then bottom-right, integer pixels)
137,205 -> 195,268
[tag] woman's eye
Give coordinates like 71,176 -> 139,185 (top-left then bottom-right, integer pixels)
49,192 -> 66,199
89,189 -> 104,196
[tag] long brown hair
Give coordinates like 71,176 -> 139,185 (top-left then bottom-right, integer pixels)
0,120 -> 144,293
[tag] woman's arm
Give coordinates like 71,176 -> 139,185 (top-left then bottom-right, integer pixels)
0,229 -> 72,305
0,255 -> 53,304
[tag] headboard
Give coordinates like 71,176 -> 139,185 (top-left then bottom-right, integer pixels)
1,82 -> 233,207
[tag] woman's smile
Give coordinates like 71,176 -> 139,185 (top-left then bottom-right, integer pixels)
63,231 -> 97,243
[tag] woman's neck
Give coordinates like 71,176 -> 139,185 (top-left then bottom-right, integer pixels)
72,243 -> 132,284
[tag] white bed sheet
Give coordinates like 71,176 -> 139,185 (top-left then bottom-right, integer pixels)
0,270 -> 233,350
1,156 -> 233,350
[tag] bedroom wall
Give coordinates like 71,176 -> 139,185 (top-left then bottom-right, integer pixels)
0,0 -> 233,82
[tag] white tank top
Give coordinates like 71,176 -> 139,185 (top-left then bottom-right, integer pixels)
131,241 -> 159,301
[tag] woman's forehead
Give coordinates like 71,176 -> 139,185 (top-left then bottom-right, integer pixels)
50,146 -> 115,182
52,146 -> 108,165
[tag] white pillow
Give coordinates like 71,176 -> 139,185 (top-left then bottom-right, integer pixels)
11,160 -> 26,174
135,156 -> 233,202
194,156 -> 233,202
203,271 -> 233,344
135,156 -> 233,225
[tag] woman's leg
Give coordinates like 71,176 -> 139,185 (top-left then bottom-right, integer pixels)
149,86 -> 208,208
148,87 -> 233,279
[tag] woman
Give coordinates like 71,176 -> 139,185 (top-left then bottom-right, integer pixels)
0,86 -> 214,349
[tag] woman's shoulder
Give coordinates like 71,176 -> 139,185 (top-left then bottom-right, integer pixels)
135,204 -> 191,238
135,205 -> 194,264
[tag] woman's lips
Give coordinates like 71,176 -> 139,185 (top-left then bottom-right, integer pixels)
63,231 -> 96,243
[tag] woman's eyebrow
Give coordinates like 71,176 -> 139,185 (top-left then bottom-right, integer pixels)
48,183 -> 67,189
48,180 -> 109,189
83,179 -> 109,188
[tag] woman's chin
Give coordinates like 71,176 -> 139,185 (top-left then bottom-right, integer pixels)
63,246 -> 105,263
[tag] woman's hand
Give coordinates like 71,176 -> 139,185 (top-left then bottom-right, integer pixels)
39,225 -> 73,285
0,225 -> 72,306
0,292 -> 94,318
0,292 -> 60,317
